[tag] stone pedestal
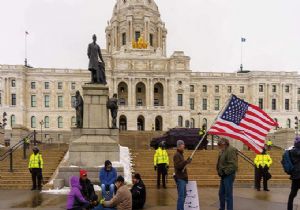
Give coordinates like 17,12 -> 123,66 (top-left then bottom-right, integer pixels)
56,84 -> 122,186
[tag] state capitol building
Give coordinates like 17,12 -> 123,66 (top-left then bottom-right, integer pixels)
0,0 -> 299,142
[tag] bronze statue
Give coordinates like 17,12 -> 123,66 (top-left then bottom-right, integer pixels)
107,94 -> 118,129
75,91 -> 84,128
87,34 -> 106,84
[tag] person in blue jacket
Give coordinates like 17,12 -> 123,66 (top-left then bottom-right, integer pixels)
99,160 -> 117,200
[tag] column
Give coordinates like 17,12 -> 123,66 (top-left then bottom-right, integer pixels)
128,78 -> 132,106
149,79 -> 154,107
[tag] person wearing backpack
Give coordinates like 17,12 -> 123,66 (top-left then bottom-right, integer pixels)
287,136 -> 300,210
254,148 -> 272,191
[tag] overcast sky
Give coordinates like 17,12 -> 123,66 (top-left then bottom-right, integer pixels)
0,0 -> 299,72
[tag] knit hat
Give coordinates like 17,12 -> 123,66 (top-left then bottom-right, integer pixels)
32,146 -> 39,152
115,175 -> 124,183
295,136 -> 300,146
133,173 -> 141,180
105,160 -> 112,167
80,169 -> 87,178
177,140 -> 185,147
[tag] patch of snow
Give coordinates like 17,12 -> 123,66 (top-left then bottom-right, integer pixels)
0,144 -> 5,148
119,145 -> 133,185
70,165 -> 79,168
42,187 -> 70,195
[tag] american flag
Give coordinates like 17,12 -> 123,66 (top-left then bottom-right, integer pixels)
208,95 -> 278,154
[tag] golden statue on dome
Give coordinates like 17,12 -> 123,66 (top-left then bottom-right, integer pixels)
132,34 -> 148,49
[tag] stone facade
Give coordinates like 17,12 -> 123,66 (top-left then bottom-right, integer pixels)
0,0 -> 300,142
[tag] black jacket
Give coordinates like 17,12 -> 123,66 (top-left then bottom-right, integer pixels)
290,146 -> 300,180
79,178 -> 96,201
131,180 -> 146,209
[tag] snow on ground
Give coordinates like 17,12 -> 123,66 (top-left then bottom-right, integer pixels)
42,185 -> 102,195
0,144 -> 5,148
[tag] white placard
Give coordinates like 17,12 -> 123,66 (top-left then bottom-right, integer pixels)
184,181 -> 200,210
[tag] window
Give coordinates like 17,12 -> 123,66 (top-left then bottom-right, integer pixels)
202,85 -> 207,93
203,118 -> 207,127
31,82 -> 36,89
137,99 -> 143,106
135,31 -> 141,42
0,92 -> 2,105
154,99 -> 159,106
44,95 -> 50,107
11,94 -> 16,106
285,85 -> 290,93
215,85 -> 219,93
287,119 -> 291,128
71,96 -> 76,108
149,34 -> 154,47
58,82 -> 63,90
10,115 -> 15,127
177,94 -> 183,106
190,85 -> 194,92
227,86 -> 232,93
122,33 -> 126,45
272,85 -> 276,93
137,87 -> 142,93
119,98 -> 126,106
45,82 -> 49,89
11,79 -> 16,87
178,116 -> 183,127
272,99 -> 276,111
298,88 -> 300,95
154,88 -> 158,93
215,98 -> 220,111
190,118 -> 195,128
31,116 -> 36,128
58,96 -> 63,108
31,95 -> 36,107
71,116 -> 76,127
259,98 -> 263,109
240,86 -> 245,94
285,99 -> 290,110
202,98 -> 208,110
259,84 -> 264,92
71,82 -> 76,90
58,116 -> 63,128
298,100 -> 300,112
44,116 -> 49,128
190,98 -> 195,110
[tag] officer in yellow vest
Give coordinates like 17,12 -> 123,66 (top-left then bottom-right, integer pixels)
267,139 -> 273,150
28,146 -> 44,190
199,124 -> 208,150
254,148 -> 272,191
154,141 -> 169,189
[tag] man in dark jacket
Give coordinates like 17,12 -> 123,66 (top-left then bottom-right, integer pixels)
79,169 -> 97,204
173,140 -> 192,210
131,173 -> 146,209
288,136 -> 300,210
216,138 -> 238,210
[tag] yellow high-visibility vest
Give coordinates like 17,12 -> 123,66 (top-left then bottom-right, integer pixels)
28,153 -> 44,169
254,154 -> 272,168
154,147 -> 169,166
267,140 -> 273,146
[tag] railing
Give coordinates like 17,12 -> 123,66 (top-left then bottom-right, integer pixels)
0,130 -> 36,172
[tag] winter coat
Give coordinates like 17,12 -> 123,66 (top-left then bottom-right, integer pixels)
28,153 -> 43,169
217,145 -> 238,177
290,146 -> 300,180
173,150 -> 188,181
154,147 -> 169,166
66,176 -> 89,210
131,180 -> 146,209
104,185 -> 132,210
80,178 -> 96,201
254,154 -> 272,168
99,167 -> 117,186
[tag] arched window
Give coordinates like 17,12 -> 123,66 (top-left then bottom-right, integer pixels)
10,115 -> 15,127
274,118 -> 278,129
31,116 -> 36,128
155,116 -> 163,131
44,116 -> 50,128
118,82 -> 128,106
178,116 -> 183,127
287,119 -> 291,128
136,82 -> 146,106
203,118 -> 207,127
153,83 -> 164,106
190,118 -> 195,128
58,116 -> 63,128
137,115 -> 145,131
119,115 -> 127,131
71,116 -> 76,127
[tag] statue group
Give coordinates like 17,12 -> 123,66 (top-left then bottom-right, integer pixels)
74,35 -> 118,129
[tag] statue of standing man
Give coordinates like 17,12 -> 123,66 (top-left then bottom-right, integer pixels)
87,34 -> 107,84
75,91 -> 84,128
107,94 -> 118,129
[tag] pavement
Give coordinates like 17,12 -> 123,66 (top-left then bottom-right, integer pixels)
0,187 -> 299,210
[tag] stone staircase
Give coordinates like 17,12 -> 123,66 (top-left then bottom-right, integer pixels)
0,144 -> 68,190
132,148 -> 290,188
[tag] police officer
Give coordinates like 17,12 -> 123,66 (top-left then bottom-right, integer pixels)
28,146 -> 44,191
199,124 -> 208,150
254,148 -> 272,191
266,139 -> 273,150
154,141 -> 169,189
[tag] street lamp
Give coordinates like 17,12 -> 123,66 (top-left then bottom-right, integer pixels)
39,120 -> 44,143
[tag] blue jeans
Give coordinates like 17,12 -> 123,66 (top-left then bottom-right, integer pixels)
219,173 -> 235,210
93,205 -> 115,210
101,184 -> 115,200
176,179 -> 187,210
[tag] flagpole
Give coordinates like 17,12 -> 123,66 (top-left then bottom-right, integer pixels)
25,31 -> 28,67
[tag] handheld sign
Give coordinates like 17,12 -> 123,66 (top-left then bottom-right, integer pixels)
184,181 -> 200,210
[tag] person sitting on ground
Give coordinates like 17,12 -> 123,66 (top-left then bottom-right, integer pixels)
99,160 -> 117,200
67,176 -> 90,210
79,169 -> 98,206
131,173 -> 146,210
95,175 -> 132,210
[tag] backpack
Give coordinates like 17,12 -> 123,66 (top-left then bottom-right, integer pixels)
281,150 -> 294,175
